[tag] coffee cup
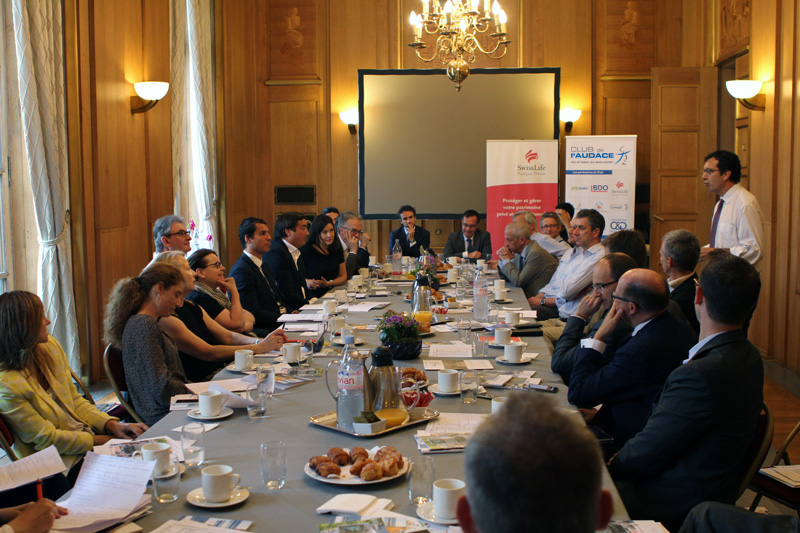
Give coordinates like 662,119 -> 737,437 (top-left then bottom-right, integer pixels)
198,390 -> 227,417
234,349 -> 253,371
438,369 -> 459,393
335,289 -> 348,302
352,274 -> 363,287
369,255 -> 376,266
504,342 -> 524,363
382,262 -> 393,273
494,288 -> 508,301
347,280 -> 358,292
446,270 -> 459,283
476,259 -> 486,268
505,310 -> 521,325
433,478 -> 466,520
329,316 -> 345,334
202,465 -> 242,503
340,326 -> 354,340
281,342 -> 301,363
323,300 -> 337,315
359,268 -> 370,279
491,396 -> 509,415
494,328 -> 512,345
132,442 -> 171,475
494,279 -> 506,290
447,257 -> 459,266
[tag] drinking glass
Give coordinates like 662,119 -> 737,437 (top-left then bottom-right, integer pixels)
471,333 -> 488,358
456,318 -> 471,343
261,441 -> 287,489
152,454 -> 180,503
487,303 -> 500,325
257,363 -> 273,384
455,280 -> 467,300
460,370 -> 478,404
246,382 -> 269,420
408,455 -> 435,507
181,422 -> 205,467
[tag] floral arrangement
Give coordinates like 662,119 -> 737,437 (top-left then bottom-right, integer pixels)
377,309 -> 421,343
188,219 -> 214,244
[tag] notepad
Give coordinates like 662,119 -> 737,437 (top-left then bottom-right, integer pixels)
0,445 -> 66,492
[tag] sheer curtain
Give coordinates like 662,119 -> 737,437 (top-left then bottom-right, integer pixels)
11,0 -> 80,371
171,0 -> 217,250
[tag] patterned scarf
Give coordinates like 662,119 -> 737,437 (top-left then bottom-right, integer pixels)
193,280 -> 232,310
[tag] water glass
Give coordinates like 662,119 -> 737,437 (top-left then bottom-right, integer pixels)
181,422 -> 205,467
460,370 -> 478,404
408,455 -> 435,506
456,318 -> 471,343
261,441 -> 287,489
455,280 -> 467,299
152,454 -> 180,503
257,363 -> 273,384
472,333 -> 488,358
246,382 -> 269,420
487,303 -> 500,325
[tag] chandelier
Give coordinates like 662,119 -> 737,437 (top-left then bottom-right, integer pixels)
408,0 -> 511,91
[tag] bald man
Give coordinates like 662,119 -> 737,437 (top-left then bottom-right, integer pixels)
567,268 -> 697,449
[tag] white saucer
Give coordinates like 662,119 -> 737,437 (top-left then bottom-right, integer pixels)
225,362 -> 255,373
274,355 -> 308,364
332,337 -> 366,346
416,500 -> 459,525
495,355 -> 533,365
186,487 -> 250,508
429,384 -> 460,396
150,463 -> 186,481
187,406 -> 234,420
489,340 -> 528,349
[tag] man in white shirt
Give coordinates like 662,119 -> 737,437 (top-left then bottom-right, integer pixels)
512,210 -> 571,259
152,214 -> 192,258
336,211 -> 371,278
699,150 -> 764,270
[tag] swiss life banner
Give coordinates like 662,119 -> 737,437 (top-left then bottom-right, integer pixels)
564,135 -> 636,237
486,140 -> 559,256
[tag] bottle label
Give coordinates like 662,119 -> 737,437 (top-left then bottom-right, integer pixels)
475,286 -> 489,295
338,368 -> 364,390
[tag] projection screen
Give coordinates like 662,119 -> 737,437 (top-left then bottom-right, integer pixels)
358,68 -> 560,219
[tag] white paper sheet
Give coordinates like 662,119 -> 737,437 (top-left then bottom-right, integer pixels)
186,376 -> 256,394
150,520 -> 241,533
463,359 -> 493,369
207,382 -> 248,409
420,413 -> 486,435
429,344 -> 473,358
0,445 -> 66,492
278,313 -> 326,322
423,360 -> 445,370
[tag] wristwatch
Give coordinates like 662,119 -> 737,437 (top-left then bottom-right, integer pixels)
541,297 -> 547,306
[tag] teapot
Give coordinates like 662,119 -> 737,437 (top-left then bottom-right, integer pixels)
369,346 -> 419,428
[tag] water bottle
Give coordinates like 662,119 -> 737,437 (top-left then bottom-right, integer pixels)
391,241 -> 403,275
325,335 -> 372,432
473,266 -> 489,321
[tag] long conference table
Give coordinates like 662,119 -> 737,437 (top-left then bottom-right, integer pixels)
133,277 -> 629,530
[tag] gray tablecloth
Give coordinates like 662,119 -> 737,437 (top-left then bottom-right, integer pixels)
133,280 -> 629,530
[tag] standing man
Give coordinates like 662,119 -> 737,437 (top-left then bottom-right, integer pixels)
699,150 -> 763,270
659,229 -> 701,335
512,210 -> 571,259
388,205 -> 430,257
496,222 -> 558,298
443,209 -> 492,262
336,212 -> 371,278
264,213 -> 315,311
153,215 -> 192,257
229,217 -> 292,333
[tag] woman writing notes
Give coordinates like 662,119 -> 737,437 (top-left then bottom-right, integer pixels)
300,215 -> 347,298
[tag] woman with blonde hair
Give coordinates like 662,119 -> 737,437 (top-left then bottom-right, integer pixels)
153,251 -> 286,382
0,291 -> 146,479
103,262 -> 191,426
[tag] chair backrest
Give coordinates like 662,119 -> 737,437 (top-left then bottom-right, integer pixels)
102,344 -> 145,425
737,402 -> 774,498
0,414 -> 18,461
70,368 -> 95,404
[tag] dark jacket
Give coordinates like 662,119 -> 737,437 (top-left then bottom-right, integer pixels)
442,228 -> 492,261
389,226 -> 431,257
671,273 -> 700,335
264,239 -> 309,311
228,252 -> 290,332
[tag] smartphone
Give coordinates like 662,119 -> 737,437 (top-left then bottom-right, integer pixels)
525,383 -> 559,393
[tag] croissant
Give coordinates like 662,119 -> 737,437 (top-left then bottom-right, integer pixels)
327,447 -> 349,466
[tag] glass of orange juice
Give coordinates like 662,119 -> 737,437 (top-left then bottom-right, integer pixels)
412,310 -> 433,324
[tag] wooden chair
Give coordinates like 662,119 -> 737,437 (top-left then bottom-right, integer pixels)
736,402 -> 774,499
749,414 -> 800,512
0,414 -> 18,461
70,368 -> 95,404
71,366 -> 129,420
102,344 -> 145,425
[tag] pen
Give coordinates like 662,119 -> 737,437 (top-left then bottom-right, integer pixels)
36,478 -> 43,500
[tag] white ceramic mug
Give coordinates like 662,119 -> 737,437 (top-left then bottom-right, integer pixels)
281,343 -> 301,363
352,275 -> 363,288
340,326 -> 354,340
323,300 -> 337,315
438,369 -> 459,393
347,280 -> 358,292
494,328 -> 512,345
433,478 -> 466,519
382,262 -> 393,273
494,279 -> 506,290
447,257 -> 459,266
359,268 -> 370,279
505,310 -> 521,325
329,316 -> 345,335
335,289 -> 348,302
132,442 -> 171,475
476,259 -> 486,268
368,256 -> 376,266
234,349 -> 253,371
504,342 -> 524,363
446,270 -> 459,283
491,396 -> 509,415
198,391 -> 227,417
202,464 -> 242,503
494,289 -> 508,301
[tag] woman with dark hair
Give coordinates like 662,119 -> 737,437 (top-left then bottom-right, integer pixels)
104,262 -> 192,426
186,249 -> 256,334
0,291 -> 146,475
154,252 -> 286,382
300,215 -> 347,298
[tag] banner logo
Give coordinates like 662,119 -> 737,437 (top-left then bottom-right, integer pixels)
591,184 -> 609,192
610,220 -> 628,230
525,150 -> 538,163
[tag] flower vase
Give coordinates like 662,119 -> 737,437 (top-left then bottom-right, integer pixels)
382,339 -> 423,360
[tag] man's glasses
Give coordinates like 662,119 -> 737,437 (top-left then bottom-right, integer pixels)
343,227 -> 363,236
541,224 -> 560,230
702,168 -> 719,175
164,230 -> 189,238
611,291 -> 638,306
592,280 -> 617,291
203,261 -> 222,269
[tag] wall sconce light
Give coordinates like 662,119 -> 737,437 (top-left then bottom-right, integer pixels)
559,108 -> 582,133
339,110 -> 359,134
131,81 -> 170,114
725,80 -> 765,111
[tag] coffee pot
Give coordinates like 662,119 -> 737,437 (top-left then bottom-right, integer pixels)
369,347 -> 419,422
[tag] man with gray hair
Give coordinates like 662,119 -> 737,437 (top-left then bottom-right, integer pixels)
336,211 -> 371,278
513,210 -> 571,259
659,229 -> 701,335
153,214 -> 191,257
496,222 -> 557,298
456,394 -> 613,533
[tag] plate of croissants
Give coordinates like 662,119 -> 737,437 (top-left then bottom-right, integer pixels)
304,445 -> 410,485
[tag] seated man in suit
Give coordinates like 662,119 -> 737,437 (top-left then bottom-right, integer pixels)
680,501 -> 800,533
608,251 -> 764,531
512,210 -> 571,259
388,205 -> 430,258
264,212 -> 313,311
443,209 -> 492,262
457,394 -> 613,533
336,212 -> 371,278
568,268 -> 697,449
321,206 -> 339,225
496,222 -> 557,298
551,253 -> 637,386
228,217 -> 293,333
659,229 -> 701,335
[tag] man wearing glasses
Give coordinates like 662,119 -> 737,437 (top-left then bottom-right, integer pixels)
442,209 -> 493,262
336,212 -> 371,278
152,214 -> 192,257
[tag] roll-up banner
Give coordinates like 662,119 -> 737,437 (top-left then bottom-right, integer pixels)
564,135 -> 637,237
486,140 -> 560,257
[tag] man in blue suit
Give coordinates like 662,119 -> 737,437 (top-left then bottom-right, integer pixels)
264,212 -> 313,311
388,205 -> 430,258
568,268 -> 697,448
608,251 -> 764,531
442,209 -> 492,262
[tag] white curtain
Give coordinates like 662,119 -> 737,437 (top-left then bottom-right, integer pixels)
171,0 -> 217,250
11,0 -> 80,371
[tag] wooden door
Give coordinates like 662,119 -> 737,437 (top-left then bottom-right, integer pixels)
650,67 -> 719,255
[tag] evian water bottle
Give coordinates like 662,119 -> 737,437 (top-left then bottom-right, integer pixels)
325,335 -> 373,432
473,266 -> 489,321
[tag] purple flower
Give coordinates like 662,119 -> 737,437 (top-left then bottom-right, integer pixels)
205,234 -> 213,241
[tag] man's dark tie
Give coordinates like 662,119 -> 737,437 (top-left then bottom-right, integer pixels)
709,199 -> 724,248
467,237 -> 474,253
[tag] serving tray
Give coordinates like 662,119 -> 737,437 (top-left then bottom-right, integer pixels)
309,408 -> 439,437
